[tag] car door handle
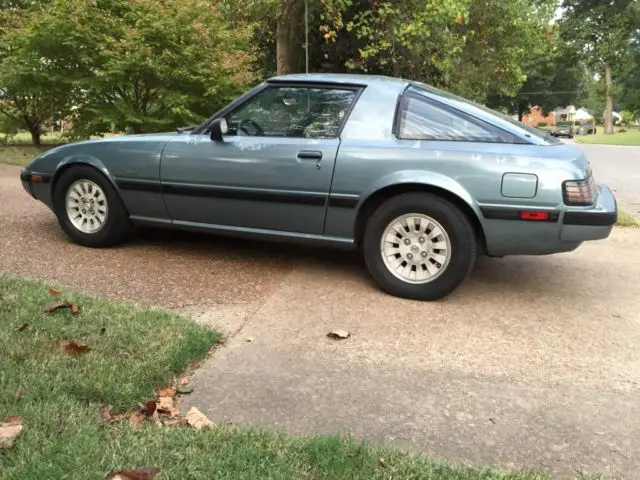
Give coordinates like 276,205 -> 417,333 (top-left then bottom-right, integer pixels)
297,150 -> 323,161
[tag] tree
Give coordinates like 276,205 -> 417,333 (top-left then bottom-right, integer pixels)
487,32 -> 586,121
0,1 -> 74,144
617,40 -> 640,116
319,0 -> 557,104
560,0 -> 637,134
27,0 -> 255,136
221,0 -> 305,75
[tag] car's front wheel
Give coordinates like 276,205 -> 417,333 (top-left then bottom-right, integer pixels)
53,165 -> 131,247
363,193 -> 476,300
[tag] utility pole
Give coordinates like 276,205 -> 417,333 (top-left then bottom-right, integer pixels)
305,0 -> 309,73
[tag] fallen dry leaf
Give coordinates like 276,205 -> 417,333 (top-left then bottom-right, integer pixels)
156,387 -> 175,398
48,288 -> 61,297
58,340 -> 90,355
179,376 -> 190,386
162,418 -> 184,427
14,323 -> 29,332
156,396 -> 173,411
185,407 -> 214,429
377,457 -> 387,468
246,336 -> 255,343
156,397 -> 179,418
106,467 -> 161,480
44,301 -> 80,316
129,412 -> 145,431
143,401 -> 157,417
217,339 -> 226,345
13,389 -> 22,400
100,405 -> 113,421
327,329 -> 350,339
0,416 -> 23,448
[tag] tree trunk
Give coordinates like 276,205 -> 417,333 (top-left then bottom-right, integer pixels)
517,103 -> 527,122
28,126 -> 41,146
604,63 -> 614,135
276,0 -> 304,75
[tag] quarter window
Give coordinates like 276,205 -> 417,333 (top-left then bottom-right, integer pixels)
225,86 -> 357,139
397,93 -> 505,142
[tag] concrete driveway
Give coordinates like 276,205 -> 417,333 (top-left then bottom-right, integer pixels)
2,162 -> 640,478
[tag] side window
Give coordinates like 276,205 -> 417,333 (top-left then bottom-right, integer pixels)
225,86 -> 357,139
397,94 -> 505,142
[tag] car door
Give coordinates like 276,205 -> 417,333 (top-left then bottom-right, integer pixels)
160,84 -> 359,234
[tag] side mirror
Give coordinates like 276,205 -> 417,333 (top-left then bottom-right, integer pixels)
210,118 -> 228,142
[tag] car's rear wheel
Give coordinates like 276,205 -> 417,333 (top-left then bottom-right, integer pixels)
363,193 -> 476,300
53,165 -> 131,247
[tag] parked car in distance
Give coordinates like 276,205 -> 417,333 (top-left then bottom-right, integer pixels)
20,74 -> 617,300
550,121 -> 574,138
578,122 -> 597,135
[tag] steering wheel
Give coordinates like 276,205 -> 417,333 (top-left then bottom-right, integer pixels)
238,119 -> 265,136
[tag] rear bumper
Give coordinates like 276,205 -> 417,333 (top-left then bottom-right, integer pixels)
481,184 -> 616,256
560,184 -> 616,242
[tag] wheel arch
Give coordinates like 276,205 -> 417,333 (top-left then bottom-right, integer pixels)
51,156 -> 119,196
50,157 -> 129,218
354,181 -> 487,252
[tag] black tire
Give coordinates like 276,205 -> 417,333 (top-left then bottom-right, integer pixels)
53,165 -> 131,247
363,193 -> 476,301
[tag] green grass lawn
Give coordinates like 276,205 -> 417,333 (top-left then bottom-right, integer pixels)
616,210 -> 640,228
574,128 -> 640,146
0,131 -> 65,166
0,145 -> 54,167
0,276 -> 552,480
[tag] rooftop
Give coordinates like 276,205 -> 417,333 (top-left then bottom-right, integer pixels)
268,73 -> 409,87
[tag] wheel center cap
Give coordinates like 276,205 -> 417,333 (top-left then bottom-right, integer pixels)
410,245 -> 420,253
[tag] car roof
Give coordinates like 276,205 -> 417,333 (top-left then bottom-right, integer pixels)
268,73 -> 410,88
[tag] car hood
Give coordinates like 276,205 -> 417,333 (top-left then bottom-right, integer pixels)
25,132 -> 181,172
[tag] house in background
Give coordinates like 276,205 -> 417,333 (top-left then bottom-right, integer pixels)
521,105 -> 587,126
553,105 -> 577,123
521,106 -> 555,126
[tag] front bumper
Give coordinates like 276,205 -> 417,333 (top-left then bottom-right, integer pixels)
560,184 -> 617,242
20,168 -> 52,200
20,169 -> 34,197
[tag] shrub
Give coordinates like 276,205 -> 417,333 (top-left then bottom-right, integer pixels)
537,121 -> 548,127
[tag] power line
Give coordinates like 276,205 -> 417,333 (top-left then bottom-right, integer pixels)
487,90 -> 588,96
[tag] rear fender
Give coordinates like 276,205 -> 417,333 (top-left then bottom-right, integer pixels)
357,170 -> 482,217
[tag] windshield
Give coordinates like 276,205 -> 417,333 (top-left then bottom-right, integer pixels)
410,81 -> 562,145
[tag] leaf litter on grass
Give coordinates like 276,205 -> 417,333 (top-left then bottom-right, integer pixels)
106,467 -> 161,480
0,416 -> 23,448
44,301 -> 80,315
57,340 -> 90,354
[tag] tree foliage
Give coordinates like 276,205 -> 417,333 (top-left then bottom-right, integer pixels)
560,0 -> 638,133
0,1 -> 75,144
1,0 -> 255,140
487,31 -> 586,120
54,0 -> 255,135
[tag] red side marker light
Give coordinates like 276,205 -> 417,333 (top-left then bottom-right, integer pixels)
520,211 -> 549,221
31,175 -> 43,183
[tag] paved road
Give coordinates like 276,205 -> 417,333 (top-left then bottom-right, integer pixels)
2,163 -> 640,478
572,142 -> 640,219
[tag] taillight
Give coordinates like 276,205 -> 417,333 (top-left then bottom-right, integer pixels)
563,171 -> 596,206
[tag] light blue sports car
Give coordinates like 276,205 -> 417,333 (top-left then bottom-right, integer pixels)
20,74 -> 617,300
